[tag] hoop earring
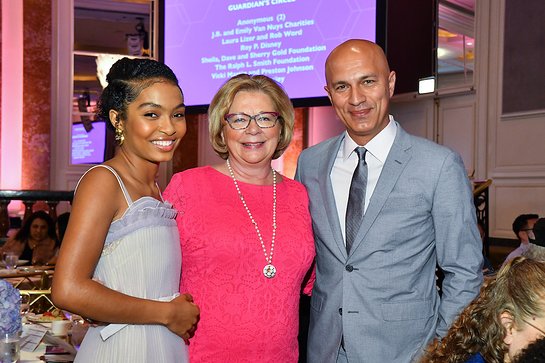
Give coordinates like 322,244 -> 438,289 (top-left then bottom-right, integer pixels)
115,127 -> 125,145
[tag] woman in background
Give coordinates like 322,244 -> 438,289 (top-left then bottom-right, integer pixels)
56,212 -> 70,243
420,256 -> 545,363
0,210 -> 56,265
52,57 -> 199,363
165,74 -> 315,362
47,211 -> 71,265
513,337 -> 545,363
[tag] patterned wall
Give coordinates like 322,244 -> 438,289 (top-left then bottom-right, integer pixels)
21,0 -> 52,190
282,108 -> 306,179
0,3 -> 3,152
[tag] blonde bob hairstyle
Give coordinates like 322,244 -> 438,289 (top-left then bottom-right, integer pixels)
208,73 -> 295,160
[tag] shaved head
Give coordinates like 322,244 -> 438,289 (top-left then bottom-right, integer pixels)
323,39 -> 396,145
325,39 -> 390,87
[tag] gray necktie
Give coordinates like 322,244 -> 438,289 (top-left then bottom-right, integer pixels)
345,147 -> 367,254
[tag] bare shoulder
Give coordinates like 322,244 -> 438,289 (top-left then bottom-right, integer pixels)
75,166 -> 120,197
72,165 -> 126,218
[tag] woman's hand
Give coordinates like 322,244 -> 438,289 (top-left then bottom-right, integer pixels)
165,293 -> 200,342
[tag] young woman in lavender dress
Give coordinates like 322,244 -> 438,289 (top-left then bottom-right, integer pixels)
52,58 -> 199,363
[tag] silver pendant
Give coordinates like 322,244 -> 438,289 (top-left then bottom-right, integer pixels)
263,264 -> 276,278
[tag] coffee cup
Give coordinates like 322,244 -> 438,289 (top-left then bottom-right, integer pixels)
51,320 -> 71,337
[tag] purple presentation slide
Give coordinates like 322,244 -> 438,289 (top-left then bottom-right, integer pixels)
164,0 -> 377,107
71,121 -> 106,164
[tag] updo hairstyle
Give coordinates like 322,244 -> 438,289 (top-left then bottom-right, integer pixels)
97,57 -> 181,130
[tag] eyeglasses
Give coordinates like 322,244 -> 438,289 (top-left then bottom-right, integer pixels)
224,112 -> 280,130
521,228 -> 534,232
523,318 -> 545,336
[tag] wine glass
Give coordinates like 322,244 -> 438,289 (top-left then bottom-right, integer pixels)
3,253 -> 18,270
69,315 -> 88,349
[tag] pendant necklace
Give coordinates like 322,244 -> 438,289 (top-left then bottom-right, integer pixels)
226,159 -> 277,278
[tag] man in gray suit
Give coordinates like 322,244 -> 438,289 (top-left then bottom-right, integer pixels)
295,39 -> 483,362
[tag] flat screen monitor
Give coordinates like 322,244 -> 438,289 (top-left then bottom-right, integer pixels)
71,121 -> 107,164
161,0 -> 385,111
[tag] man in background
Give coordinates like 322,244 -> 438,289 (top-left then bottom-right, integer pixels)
295,39 -> 483,363
502,213 -> 539,267
521,217 -> 545,262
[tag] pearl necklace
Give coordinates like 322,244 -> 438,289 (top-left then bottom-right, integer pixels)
226,159 -> 277,278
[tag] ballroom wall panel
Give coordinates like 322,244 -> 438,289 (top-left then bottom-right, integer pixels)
492,183 -> 545,237
0,3 -> 2,149
502,0 -> 545,114
389,96 -> 435,141
438,94 -> 476,176
22,0 -> 52,190
494,114 -> 545,170
479,0 -> 545,239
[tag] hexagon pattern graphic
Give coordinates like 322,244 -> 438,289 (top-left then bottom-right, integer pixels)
164,0 -> 377,107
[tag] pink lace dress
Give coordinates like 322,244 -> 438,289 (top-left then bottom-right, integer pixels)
164,166 -> 315,363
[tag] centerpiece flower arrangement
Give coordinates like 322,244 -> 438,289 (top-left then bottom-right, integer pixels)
0,279 -> 21,335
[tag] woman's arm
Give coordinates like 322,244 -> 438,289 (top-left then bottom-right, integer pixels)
51,167 -> 199,339
0,238 -> 24,257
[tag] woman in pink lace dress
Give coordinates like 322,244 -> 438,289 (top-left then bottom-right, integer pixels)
164,74 -> 315,362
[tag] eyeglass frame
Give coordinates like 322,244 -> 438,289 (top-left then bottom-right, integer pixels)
224,111 -> 280,130
522,318 -> 545,336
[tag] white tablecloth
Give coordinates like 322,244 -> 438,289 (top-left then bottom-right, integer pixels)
19,343 -> 46,362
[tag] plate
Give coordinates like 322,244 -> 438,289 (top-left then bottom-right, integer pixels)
0,259 -> 29,267
27,312 -> 67,323
17,265 -> 49,272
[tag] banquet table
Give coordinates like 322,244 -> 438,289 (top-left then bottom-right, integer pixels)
20,343 -> 46,362
18,323 -> 78,363
19,339 -> 76,362
0,266 -> 54,289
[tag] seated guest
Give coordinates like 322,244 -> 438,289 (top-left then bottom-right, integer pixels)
420,257 -> 545,363
0,210 -> 57,265
56,212 -> 70,243
513,337 -> 545,363
522,217 -> 545,262
47,212 -> 71,265
502,214 -> 539,267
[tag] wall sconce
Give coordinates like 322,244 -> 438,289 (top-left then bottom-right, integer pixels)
418,76 -> 436,95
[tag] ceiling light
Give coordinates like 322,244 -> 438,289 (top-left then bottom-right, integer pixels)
438,29 -> 458,38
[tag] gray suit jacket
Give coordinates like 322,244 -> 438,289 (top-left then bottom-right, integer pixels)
295,123 -> 483,363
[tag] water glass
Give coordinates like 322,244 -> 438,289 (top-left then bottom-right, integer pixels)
20,294 -> 30,318
69,317 -> 89,349
2,253 -> 18,270
0,333 -> 20,363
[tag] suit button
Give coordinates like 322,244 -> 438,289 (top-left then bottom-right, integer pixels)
338,308 -> 342,315
345,264 -> 354,272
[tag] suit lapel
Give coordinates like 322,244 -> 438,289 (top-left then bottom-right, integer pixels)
348,125 -> 413,256
318,135 -> 347,259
